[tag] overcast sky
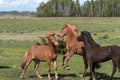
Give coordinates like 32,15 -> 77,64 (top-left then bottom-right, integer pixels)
0,0 -> 91,12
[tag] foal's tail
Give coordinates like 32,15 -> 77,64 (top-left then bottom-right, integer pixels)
21,51 -> 29,69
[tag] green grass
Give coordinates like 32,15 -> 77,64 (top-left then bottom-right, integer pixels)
0,17 -> 120,80
0,17 -> 120,33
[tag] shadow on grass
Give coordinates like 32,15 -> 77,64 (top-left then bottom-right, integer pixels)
0,66 -> 11,69
84,72 -> 120,80
29,73 -> 77,79
29,72 -> 120,80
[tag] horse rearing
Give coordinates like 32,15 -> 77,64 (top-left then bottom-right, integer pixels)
57,24 -> 88,77
20,32 -> 59,79
77,31 -> 120,80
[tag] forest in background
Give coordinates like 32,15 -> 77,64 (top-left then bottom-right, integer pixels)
0,0 -> 120,17
36,0 -> 120,17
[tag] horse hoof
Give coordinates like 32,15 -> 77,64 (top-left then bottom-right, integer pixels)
80,74 -> 84,78
66,67 -> 70,70
20,76 -> 23,79
48,77 -> 52,80
56,77 -> 59,80
38,75 -> 43,79
89,78 -> 92,80
62,66 -> 65,69
109,78 -> 112,80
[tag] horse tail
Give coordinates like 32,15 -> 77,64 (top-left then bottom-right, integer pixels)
94,63 -> 101,69
21,51 -> 29,69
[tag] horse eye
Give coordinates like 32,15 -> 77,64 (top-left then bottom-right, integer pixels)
75,30 -> 77,31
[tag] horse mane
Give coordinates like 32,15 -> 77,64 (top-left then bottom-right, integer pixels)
46,36 -> 55,46
61,24 -> 75,30
62,24 -> 78,30
46,31 -> 55,45
61,24 -> 69,31
82,31 -> 100,47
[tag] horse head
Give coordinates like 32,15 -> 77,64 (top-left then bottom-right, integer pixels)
46,32 -> 59,46
77,31 -> 100,47
57,24 -> 70,37
77,31 -> 87,41
57,24 -> 79,38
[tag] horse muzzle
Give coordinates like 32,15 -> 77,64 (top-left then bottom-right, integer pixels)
57,33 -> 61,37
57,33 -> 64,38
77,36 -> 82,41
55,42 -> 59,46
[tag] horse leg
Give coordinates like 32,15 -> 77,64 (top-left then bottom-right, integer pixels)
62,51 -> 69,69
65,51 -> 74,70
34,60 -> 42,78
53,60 -> 58,79
81,55 -> 88,77
20,58 -> 32,79
93,63 -> 98,80
89,61 -> 93,80
109,60 -> 117,80
62,56 -> 66,69
20,69 -> 26,79
47,61 -> 51,80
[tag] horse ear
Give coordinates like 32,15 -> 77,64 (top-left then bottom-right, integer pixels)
81,31 -> 85,35
48,31 -> 55,36
65,24 -> 71,27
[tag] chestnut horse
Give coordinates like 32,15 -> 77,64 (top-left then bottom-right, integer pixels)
77,31 -> 120,80
20,32 -> 59,79
57,24 -> 88,77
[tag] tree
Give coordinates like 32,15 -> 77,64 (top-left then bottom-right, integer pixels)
36,0 -> 120,17
36,0 -> 80,17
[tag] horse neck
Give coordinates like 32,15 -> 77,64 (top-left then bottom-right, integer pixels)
66,30 -> 77,43
84,34 -> 100,47
47,41 -> 55,51
84,39 -> 92,47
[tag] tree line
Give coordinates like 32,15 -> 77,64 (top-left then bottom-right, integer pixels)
0,11 -> 35,16
36,0 -> 120,17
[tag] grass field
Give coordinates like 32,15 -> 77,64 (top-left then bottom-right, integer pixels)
0,17 -> 120,80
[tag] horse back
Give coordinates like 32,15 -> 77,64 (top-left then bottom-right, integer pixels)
86,46 -> 112,62
29,45 -> 56,61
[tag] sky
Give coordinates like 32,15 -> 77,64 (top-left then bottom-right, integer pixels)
0,0 -> 91,12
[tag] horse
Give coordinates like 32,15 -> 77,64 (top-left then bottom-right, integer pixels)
77,31 -> 120,80
20,32 -> 59,80
57,24 -> 88,77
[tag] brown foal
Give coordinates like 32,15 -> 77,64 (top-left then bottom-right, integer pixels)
20,32 -> 59,79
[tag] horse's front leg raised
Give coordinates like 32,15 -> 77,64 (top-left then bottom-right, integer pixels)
65,51 -> 74,70
62,56 -> 66,69
62,51 -> 69,69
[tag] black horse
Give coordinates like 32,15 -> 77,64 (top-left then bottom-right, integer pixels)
77,31 -> 120,80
